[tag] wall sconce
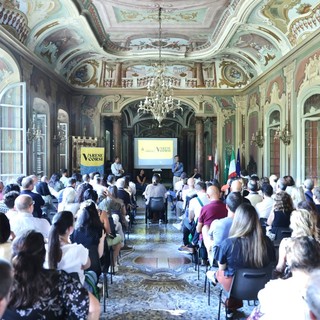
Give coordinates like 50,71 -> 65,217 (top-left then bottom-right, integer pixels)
274,122 -> 291,145
250,130 -> 264,148
53,126 -> 66,146
27,121 -> 41,143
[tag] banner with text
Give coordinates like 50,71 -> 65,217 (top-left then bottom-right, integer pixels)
80,147 -> 105,175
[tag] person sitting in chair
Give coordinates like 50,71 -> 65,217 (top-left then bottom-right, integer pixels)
144,174 -> 167,223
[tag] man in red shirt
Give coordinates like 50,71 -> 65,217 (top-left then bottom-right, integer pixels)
197,185 -> 227,259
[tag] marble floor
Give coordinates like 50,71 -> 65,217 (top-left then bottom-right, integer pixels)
99,199 -> 255,320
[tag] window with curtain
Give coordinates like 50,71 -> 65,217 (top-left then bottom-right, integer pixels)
0,83 -> 26,183
268,110 -> 280,177
303,94 -> 320,185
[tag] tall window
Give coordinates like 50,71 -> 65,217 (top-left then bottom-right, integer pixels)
303,94 -> 320,185
30,113 -> 47,176
0,83 -> 26,183
268,110 -> 280,177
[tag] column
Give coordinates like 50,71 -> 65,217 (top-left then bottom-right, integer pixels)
112,116 -> 122,159
195,62 -> 205,88
114,62 -> 123,87
195,117 -> 204,175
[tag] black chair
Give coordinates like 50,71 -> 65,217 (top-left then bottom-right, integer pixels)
215,263 -> 273,319
272,227 -> 292,261
145,197 -> 167,223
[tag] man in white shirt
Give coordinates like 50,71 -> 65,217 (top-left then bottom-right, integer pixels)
111,156 -> 124,179
255,184 -> 275,220
245,179 -> 263,206
10,194 -> 50,239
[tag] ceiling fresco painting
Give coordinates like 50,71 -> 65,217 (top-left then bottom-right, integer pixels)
1,0 -> 320,89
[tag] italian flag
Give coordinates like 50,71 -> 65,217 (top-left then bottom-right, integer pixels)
228,149 -> 237,178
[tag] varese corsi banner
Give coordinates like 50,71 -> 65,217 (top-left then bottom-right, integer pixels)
80,147 -> 105,175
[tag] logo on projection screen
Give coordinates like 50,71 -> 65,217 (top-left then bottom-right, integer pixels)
134,138 -> 177,169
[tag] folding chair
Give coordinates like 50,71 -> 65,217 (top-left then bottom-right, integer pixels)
216,263 -> 273,319
145,197 -> 166,223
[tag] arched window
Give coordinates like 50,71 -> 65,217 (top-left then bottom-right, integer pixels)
303,94 -> 320,185
0,83 -> 27,183
268,109 -> 280,177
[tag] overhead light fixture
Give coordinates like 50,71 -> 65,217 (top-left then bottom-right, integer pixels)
138,7 -> 182,127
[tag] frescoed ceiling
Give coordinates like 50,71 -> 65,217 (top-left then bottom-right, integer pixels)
1,0 -> 320,89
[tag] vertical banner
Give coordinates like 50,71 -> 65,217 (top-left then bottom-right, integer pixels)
80,147 -> 105,175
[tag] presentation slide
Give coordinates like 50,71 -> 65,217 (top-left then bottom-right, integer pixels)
134,138 -> 177,169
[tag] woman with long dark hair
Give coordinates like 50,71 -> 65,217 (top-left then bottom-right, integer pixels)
47,211 -> 90,285
4,230 -> 100,319
71,200 -> 106,277
207,203 -> 275,316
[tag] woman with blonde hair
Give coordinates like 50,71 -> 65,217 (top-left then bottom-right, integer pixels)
207,203 -> 275,316
274,208 -> 319,276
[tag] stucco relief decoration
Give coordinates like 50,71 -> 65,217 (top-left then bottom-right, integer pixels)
102,101 -> 113,113
0,58 -> 14,82
218,61 -> 249,88
261,0 -> 301,33
130,37 -> 189,53
82,104 -> 97,120
248,93 -> 260,113
215,97 -> 235,125
69,60 -> 99,87
36,28 -> 84,65
204,102 -> 214,113
234,34 -> 276,67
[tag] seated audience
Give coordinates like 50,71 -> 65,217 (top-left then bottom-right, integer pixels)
255,184 -> 274,221
0,214 -> 12,260
291,185 -> 306,209
0,184 -> 20,214
3,191 -> 19,221
267,190 -> 294,239
58,177 -> 80,215
98,197 -> 123,271
10,194 -> 50,239
99,186 -> 128,230
207,203 -> 275,316
304,178 -> 315,204
136,169 -> 147,193
36,178 -> 56,216
207,192 -> 243,265
245,179 -> 263,206
20,176 -> 45,218
177,181 -> 209,253
47,211 -> 91,285
0,180 -> 4,201
48,173 -> 64,198
283,175 -> 296,197
71,200 -> 106,278
249,236 -> 320,320
75,174 -> 93,203
0,259 -> 12,317
196,185 -> 227,259
274,208 -> 319,277
312,187 -> 320,217
4,230 -> 100,319
305,269 -> 320,320
144,174 -> 167,222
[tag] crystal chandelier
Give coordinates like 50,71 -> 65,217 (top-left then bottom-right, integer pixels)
138,7 -> 182,127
